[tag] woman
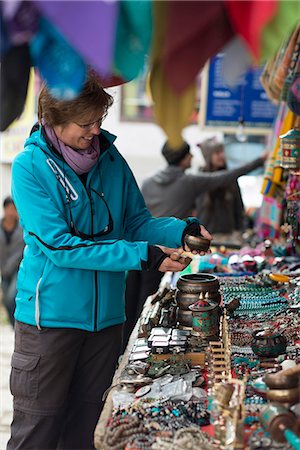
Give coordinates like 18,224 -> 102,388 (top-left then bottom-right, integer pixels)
7,72 -> 211,450
196,137 -> 256,244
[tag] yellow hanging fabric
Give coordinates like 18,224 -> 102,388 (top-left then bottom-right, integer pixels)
261,108 -> 295,197
149,1 -> 196,149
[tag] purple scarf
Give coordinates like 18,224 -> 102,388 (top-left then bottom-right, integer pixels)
43,124 -> 101,175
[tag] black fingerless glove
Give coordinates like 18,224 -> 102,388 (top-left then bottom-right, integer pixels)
141,245 -> 168,271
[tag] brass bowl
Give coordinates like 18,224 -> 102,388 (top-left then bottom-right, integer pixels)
265,365 -> 300,390
177,273 -> 220,294
185,234 -> 211,252
267,387 -> 300,405
251,329 -> 287,358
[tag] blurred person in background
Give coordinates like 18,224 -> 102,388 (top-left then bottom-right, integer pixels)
0,196 -> 24,326
123,140 -> 266,350
7,72 -> 211,450
195,137 -> 256,244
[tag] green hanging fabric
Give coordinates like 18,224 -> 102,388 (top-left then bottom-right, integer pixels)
114,0 -> 152,80
149,1 -> 196,149
260,1 -> 300,62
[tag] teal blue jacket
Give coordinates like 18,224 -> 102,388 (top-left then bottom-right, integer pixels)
12,127 -> 190,331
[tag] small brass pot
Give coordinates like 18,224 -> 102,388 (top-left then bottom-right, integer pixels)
184,234 -> 211,252
266,387 -> 300,405
251,329 -> 287,358
177,273 -> 220,294
265,365 -> 300,390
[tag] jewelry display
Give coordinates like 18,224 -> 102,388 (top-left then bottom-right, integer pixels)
99,268 -> 300,450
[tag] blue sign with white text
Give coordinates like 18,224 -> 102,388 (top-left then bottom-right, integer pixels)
205,54 -> 278,129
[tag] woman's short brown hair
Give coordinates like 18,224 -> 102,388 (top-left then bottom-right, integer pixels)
38,71 -> 114,127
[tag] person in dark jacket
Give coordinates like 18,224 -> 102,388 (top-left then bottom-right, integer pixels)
195,137 -> 253,243
0,196 -> 24,326
7,72 -> 212,450
123,140 -> 266,349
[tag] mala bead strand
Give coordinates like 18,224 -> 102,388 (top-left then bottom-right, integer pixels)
152,427 -> 218,450
103,415 -> 147,450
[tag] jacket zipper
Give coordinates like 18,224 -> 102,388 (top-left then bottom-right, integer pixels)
86,189 -> 98,331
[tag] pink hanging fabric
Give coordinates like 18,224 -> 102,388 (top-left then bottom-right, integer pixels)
225,0 -> 278,60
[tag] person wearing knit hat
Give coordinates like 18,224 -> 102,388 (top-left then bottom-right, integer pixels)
197,137 -> 225,170
161,141 -> 191,166
195,137 -> 251,243
123,138 -> 267,350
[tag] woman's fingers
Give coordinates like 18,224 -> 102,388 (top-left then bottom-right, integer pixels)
158,257 -> 189,272
200,225 -> 213,241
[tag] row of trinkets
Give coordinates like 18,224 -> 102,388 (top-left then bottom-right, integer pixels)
103,400 -> 212,450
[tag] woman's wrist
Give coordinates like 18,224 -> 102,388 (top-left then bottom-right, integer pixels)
141,245 -> 168,271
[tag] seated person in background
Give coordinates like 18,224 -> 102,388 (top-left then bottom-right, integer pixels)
195,137 -> 261,245
123,140 -> 266,350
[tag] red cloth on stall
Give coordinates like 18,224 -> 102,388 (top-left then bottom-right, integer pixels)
163,0 -> 234,94
225,0 -> 278,60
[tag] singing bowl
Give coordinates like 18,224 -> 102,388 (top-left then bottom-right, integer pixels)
177,273 -> 220,294
184,234 -> 211,252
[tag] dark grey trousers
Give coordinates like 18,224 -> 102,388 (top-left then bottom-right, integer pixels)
7,321 -> 122,450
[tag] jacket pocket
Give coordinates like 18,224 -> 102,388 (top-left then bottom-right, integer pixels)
10,352 -> 40,399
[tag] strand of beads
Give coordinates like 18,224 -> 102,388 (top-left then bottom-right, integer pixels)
103,416 -> 146,450
151,427 -> 218,450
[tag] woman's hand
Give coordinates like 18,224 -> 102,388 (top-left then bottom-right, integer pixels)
155,246 -> 190,272
184,224 -> 213,255
158,256 -> 190,272
200,224 -> 213,241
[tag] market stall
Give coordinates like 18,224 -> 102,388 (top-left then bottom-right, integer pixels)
94,265 -> 300,450
93,22 -> 300,449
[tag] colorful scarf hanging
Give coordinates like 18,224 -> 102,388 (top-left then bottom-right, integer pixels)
225,0 -> 277,61
149,0 -> 196,149
114,0 -> 152,81
33,0 -> 118,77
163,0 -> 234,95
261,1 -> 300,62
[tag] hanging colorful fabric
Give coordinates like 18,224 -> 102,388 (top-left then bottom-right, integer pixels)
114,0 -> 152,81
33,0 -> 118,77
0,42 -> 31,131
149,0 -> 196,148
30,17 -> 86,100
163,0 -> 234,94
260,0 -> 300,62
261,108 -> 295,196
273,25 -> 300,101
225,0 -> 277,61
1,0 -> 39,45
257,196 -> 283,239
287,51 -> 300,115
